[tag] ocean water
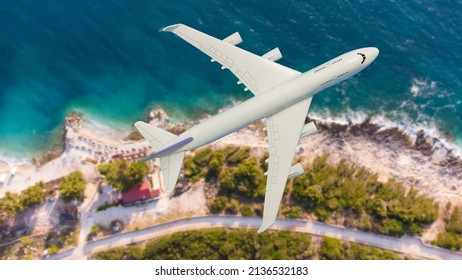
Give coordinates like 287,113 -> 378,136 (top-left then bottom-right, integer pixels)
0,0 -> 461,159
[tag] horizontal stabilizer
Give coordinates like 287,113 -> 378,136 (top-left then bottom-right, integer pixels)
141,137 -> 193,162
134,121 -> 184,194
135,121 -> 177,151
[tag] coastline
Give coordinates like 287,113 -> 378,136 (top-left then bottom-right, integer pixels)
0,107 -> 461,204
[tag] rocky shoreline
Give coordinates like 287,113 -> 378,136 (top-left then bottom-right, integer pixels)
310,116 -> 462,174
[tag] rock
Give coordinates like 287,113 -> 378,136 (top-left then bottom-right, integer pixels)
148,108 -> 169,127
414,130 -> 434,156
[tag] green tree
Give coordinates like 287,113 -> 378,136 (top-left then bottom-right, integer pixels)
241,205 -> 253,217
234,159 -> 265,198
367,199 -> 387,218
183,158 -> 200,179
293,185 -> 324,209
225,199 -> 240,214
291,154 -> 437,236
383,219 -> 404,236
59,171 -> 86,203
359,212 -> 372,231
192,147 -> 212,166
218,169 -> 235,194
205,152 -> 225,182
20,182 -> 45,208
47,244 -> 60,256
225,147 -> 250,164
343,242 -> 401,260
320,237 -> 344,260
282,205 -> 303,219
98,160 -> 149,192
446,207 -> 462,235
94,246 -> 144,260
139,229 -> 311,260
211,196 -> 228,213
128,161 -> 149,185
433,232 -> 462,251
0,192 -> 23,217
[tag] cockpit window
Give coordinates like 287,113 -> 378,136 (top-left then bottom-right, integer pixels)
357,53 -> 366,64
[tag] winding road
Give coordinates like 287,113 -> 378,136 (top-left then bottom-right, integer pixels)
48,215 -> 462,260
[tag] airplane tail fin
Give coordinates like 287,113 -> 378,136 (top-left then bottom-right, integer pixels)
134,121 -> 183,194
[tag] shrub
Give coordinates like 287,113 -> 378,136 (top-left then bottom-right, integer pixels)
0,192 -> 23,217
96,203 -> 119,212
59,171 -> 86,203
141,229 -> 312,260
47,244 -> 60,256
98,161 -> 149,192
241,205 -> 253,217
292,154 -> 438,236
320,237 -> 344,260
211,196 -> 228,214
225,199 -> 240,214
433,232 -> 462,251
283,206 -> 303,219
91,225 -> 100,234
446,207 -> 462,235
95,246 -> 144,260
20,182 -> 45,208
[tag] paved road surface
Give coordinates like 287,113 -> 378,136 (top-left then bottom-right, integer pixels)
48,215 -> 462,260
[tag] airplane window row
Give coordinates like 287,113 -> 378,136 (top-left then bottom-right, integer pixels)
337,71 -> 349,78
314,66 -> 326,73
331,58 -> 342,64
321,79 -> 333,86
320,71 -> 349,86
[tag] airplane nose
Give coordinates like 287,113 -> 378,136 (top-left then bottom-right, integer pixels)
365,47 -> 379,62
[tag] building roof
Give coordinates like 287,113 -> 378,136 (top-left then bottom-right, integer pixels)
121,180 -> 160,204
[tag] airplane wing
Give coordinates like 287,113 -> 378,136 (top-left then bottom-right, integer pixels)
258,97 -> 313,232
162,23 -> 301,96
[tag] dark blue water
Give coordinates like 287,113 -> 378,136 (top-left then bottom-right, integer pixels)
1,0 -> 461,158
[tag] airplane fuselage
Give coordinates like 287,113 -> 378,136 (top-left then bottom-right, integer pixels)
177,47 -> 378,151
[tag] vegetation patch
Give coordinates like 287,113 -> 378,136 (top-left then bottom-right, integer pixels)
319,237 -> 402,260
186,147 -> 438,238
292,154 -> 438,236
93,229 -> 407,260
433,206 -> 462,251
94,229 -> 312,260
185,146 -> 265,216
59,171 -> 86,203
0,224 -> 78,260
0,182 -> 45,221
98,160 -> 149,192
96,202 -> 120,212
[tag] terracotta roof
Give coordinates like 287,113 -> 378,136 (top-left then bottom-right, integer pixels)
121,180 -> 160,204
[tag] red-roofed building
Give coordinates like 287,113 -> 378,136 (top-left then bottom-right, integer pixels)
121,180 -> 160,207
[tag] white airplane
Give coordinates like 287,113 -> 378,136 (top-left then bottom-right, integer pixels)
135,24 -> 379,232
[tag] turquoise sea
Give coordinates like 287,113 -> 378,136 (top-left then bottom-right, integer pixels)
1,0 -> 461,159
